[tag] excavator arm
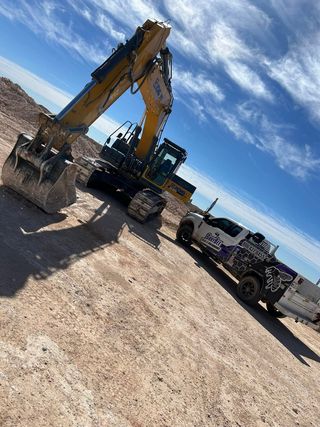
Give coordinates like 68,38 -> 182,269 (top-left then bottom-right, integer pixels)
135,47 -> 173,160
54,20 -> 171,149
1,19 -> 172,213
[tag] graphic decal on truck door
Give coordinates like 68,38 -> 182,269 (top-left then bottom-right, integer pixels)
265,266 -> 294,292
201,232 -> 223,251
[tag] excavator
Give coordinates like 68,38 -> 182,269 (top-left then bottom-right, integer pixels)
1,19 -> 195,221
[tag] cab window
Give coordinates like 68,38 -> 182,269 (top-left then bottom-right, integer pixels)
208,218 -> 242,237
228,225 -> 243,237
208,218 -> 233,232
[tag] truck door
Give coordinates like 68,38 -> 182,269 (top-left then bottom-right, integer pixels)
197,218 -> 244,261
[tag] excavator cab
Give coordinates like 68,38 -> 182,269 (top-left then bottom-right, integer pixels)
143,138 -> 187,189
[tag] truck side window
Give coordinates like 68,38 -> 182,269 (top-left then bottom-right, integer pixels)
228,225 -> 243,237
209,218 -> 233,232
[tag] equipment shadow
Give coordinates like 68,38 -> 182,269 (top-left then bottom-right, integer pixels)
79,185 -> 162,250
0,185 -> 161,297
179,244 -> 320,367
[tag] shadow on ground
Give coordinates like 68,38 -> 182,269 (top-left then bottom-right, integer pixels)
0,185 -> 161,297
174,241 -> 320,367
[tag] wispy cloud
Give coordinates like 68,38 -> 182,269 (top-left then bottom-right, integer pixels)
208,107 -> 256,145
90,0 -> 165,29
206,21 -> 254,63
179,164 -> 320,277
262,1 -> 320,123
267,35 -> 320,123
85,0 -> 274,101
225,62 -> 273,101
0,0 -> 107,64
66,0 -> 126,42
173,67 -> 224,102
256,116 -> 320,178
0,56 -> 120,136
208,103 -> 320,179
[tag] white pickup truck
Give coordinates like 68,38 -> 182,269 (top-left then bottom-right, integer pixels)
176,212 -> 320,331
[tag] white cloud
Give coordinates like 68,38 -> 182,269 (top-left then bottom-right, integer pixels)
0,56 -> 120,136
255,112 -> 320,178
267,34 -> 320,122
208,104 -> 320,179
179,164 -> 320,276
0,0 -> 107,64
207,21 -> 254,63
90,0 -> 165,29
0,1 -> 274,102
173,68 -> 224,102
225,62 -> 273,101
66,0 -> 126,42
86,0 -> 274,101
208,107 -> 256,145
183,99 -> 207,123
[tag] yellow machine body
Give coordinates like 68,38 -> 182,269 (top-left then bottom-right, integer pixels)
1,20 -> 174,213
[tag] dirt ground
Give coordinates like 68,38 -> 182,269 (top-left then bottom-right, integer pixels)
0,80 -> 319,427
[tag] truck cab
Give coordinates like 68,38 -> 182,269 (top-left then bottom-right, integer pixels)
177,212 -> 272,264
194,216 -> 251,259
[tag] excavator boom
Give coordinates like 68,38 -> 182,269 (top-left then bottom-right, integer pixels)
135,48 -> 173,160
1,20 -> 171,213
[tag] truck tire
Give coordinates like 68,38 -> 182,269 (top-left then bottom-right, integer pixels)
237,276 -> 261,306
266,302 -> 286,318
176,224 -> 193,247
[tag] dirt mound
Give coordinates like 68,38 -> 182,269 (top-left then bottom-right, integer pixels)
0,77 -> 100,159
0,78 -> 41,125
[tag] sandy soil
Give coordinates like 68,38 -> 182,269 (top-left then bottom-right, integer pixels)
0,79 -> 319,427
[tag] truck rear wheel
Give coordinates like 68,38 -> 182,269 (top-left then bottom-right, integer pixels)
176,224 -> 193,246
237,276 -> 261,306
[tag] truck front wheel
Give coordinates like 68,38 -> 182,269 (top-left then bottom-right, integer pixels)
176,224 -> 193,247
237,276 -> 261,306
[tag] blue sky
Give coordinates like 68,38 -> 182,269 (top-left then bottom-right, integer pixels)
0,0 -> 319,282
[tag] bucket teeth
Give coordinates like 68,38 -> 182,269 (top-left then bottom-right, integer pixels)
1,134 -> 78,213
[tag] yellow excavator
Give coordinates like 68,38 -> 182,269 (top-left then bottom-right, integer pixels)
2,19 -> 195,221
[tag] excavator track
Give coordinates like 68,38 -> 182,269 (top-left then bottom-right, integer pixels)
127,189 -> 166,223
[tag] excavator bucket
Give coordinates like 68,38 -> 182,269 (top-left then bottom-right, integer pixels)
1,133 -> 78,213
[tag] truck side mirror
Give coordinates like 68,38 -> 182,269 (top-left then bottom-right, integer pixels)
252,232 -> 265,244
203,213 -> 211,223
